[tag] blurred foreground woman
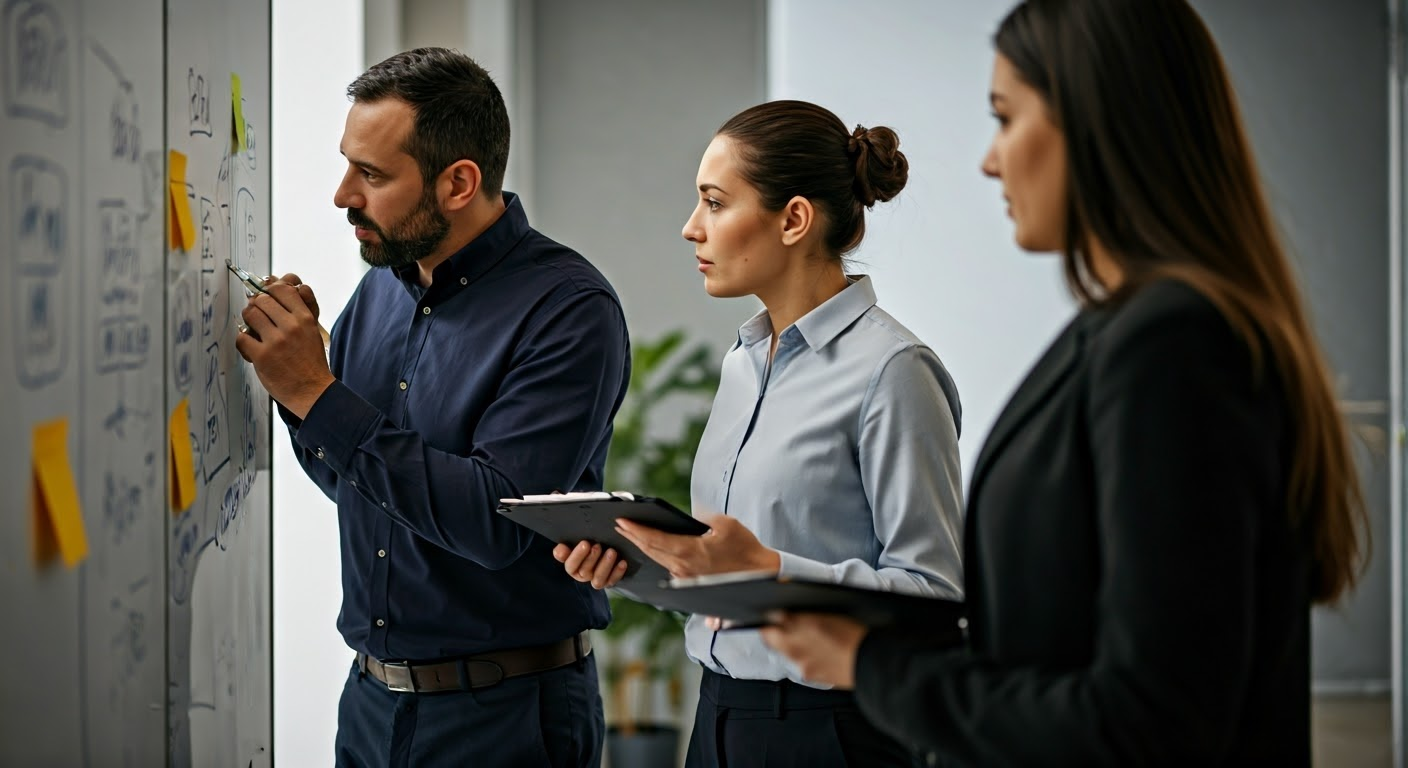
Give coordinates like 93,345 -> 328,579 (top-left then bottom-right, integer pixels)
762,1 -> 1369,765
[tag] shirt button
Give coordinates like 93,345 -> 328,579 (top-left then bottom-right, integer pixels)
459,277 -> 468,285
421,306 -> 431,315
350,480 -> 357,488
377,549 -> 386,558
381,502 -> 388,509
314,447 -> 325,460
375,619 -> 385,627
399,381 -> 408,391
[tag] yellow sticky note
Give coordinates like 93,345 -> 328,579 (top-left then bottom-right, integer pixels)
169,398 -> 198,513
169,194 -> 181,248
31,419 -> 89,568
169,147 -> 187,183
168,150 -> 195,251
231,73 -> 247,152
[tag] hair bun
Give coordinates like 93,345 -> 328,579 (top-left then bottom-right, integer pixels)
848,124 -> 909,207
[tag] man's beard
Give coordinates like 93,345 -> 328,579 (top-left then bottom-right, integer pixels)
349,186 -> 451,269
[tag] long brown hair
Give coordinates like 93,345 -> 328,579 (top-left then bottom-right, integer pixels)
995,0 -> 1367,604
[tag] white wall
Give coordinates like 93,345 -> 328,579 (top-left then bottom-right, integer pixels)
769,0 -> 1073,476
271,1 -> 366,764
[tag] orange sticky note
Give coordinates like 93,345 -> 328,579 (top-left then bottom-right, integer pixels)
168,186 -> 181,247
169,398 -> 198,513
31,419 -> 89,568
168,150 -> 196,250
231,73 -> 247,152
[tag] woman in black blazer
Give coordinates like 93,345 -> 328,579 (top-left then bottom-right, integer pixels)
762,0 -> 1368,765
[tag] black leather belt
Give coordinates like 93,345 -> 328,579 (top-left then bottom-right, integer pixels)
357,632 -> 591,693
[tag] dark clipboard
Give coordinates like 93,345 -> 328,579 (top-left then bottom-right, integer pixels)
648,572 -> 966,638
496,493 -> 709,587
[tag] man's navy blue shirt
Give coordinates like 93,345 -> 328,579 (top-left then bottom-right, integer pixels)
281,193 -> 628,661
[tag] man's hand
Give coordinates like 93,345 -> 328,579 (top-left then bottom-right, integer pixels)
236,280 -> 334,418
264,273 -> 321,319
615,513 -> 780,579
554,541 -> 629,590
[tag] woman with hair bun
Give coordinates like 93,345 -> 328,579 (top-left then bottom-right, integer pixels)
556,100 -> 966,767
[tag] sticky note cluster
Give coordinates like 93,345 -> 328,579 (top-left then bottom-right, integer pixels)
31,419 -> 88,568
168,149 -> 195,250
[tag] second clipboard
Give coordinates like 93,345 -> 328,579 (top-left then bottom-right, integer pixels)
647,572 -> 966,639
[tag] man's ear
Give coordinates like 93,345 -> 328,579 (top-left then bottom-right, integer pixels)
440,159 -> 483,212
779,195 -> 815,247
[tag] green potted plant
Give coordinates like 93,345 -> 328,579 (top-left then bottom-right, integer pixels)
599,330 -> 719,768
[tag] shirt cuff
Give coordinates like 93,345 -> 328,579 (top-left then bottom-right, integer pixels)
776,551 -> 839,583
276,401 -> 303,430
292,380 -> 381,476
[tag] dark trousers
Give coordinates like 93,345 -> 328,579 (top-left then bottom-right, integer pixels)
334,653 -> 604,768
684,668 -> 916,767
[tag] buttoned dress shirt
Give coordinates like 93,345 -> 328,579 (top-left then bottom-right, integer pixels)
685,276 -> 965,685
279,193 -> 629,661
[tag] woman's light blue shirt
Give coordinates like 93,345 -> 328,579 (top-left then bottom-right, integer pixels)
685,275 -> 965,686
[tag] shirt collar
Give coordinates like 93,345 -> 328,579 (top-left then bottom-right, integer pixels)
392,191 -> 531,291
735,275 -> 878,351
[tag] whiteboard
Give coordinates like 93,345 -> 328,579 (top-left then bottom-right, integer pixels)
0,0 -> 272,765
165,0 -> 272,764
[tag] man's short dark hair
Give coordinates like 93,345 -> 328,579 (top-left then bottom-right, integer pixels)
347,47 -> 510,197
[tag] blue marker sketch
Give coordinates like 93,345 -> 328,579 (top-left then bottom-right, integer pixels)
201,347 -> 230,484
11,154 -> 68,389
3,0 -> 69,127
101,398 -> 150,441
233,188 -> 256,267
98,200 -> 138,303
169,518 -> 208,606
242,112 -> 257,170
186,66 -> 210,137
105,592 -> 148,708
199,197 -> 230,343
101,467 -> 142,546
95,200 -> 151,374
138,150 -> 162,223
215,464 -> 254,552
171,274 -> 195,394
95,316 -> 149,375
89,41 -> 140,165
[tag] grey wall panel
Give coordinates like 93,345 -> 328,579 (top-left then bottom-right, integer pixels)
531,0 -> 767,356
1194,0 -> 1391,685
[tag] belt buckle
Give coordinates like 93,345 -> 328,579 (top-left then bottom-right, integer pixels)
380,661 -> 417,693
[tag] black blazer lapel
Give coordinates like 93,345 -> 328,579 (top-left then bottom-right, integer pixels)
968,312 -> 1095,502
